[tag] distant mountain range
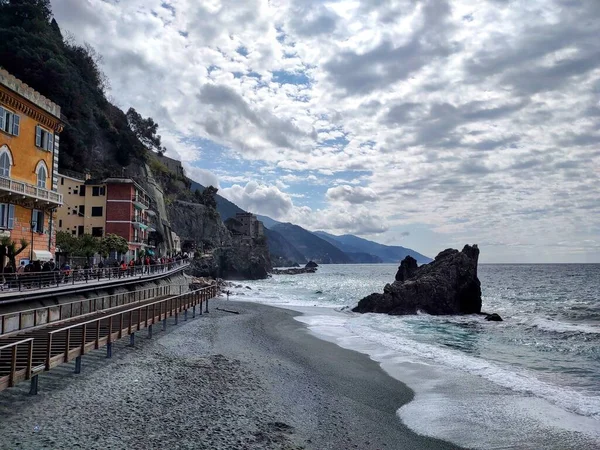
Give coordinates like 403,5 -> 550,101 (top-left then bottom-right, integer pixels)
190,180 -> 432,266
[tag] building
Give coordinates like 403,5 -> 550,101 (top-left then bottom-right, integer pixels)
56,175 -> 157,261
225,213 -> 265,246
156,154 -> 185,178
0,68 -> 63,264
234,212 -> 264,239
56,171 -> 106,238
104,177 -> 156,260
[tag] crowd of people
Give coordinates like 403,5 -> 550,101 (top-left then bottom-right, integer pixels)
1,253 -> 189,291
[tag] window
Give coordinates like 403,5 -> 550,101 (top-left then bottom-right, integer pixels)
35,126 -> 53,151
31,209 -> 44,233
0,203 -> 15,229
77,225 -> 84,236
58,219 -> 62,228
72,229 -> 76,235
79,185 -> 86,196
0,107 -> 20,136
61,177 -> 64,185
92,186 -> 106,196
78,205 -> 85,216
0,151 -> 10,177
91,227 -> 103,237
91,206 -> 103,217
37,164 -> 47,188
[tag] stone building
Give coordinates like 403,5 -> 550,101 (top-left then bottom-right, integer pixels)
0,68 -> 63,263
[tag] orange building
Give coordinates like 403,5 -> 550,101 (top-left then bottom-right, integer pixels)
0,68 -> 63,264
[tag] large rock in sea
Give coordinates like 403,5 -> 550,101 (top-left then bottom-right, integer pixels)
353,245 -> 482,315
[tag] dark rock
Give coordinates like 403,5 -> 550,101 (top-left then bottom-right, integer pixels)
305,261 -> 319,268
485,313 -> 503,321
353,244 -> 482,315
272,267 -> 317,275
395,255 -> 418,282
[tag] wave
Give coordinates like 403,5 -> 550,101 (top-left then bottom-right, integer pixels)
345,316 -> 600,420
527,317 -> 600,335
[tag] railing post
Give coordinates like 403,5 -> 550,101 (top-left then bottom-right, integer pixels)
64,329 -> 71,362
9,345 -> 17,387
129,332 -> 135,347
46,334 -> 52,370
26,339 -> 33,379
29,375 -> 39,395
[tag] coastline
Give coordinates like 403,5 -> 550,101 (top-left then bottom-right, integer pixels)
0,298 -> 460,450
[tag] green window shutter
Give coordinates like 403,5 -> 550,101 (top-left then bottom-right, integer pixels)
47,132 -> 54,151
35,126 -> 42,147
7,204 -> 15,229
12,114 -> 20,136
0,108 -> 5,131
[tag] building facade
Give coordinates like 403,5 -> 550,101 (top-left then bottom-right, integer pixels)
56,175 -> 157,261
105,178 -> 156,261
56,172 -> 106,238
0,69 -> 63,264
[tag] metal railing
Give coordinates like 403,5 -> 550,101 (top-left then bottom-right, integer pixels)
132,194 -> 149,208
0,338 -> 36,391
0,286 -> 218,394
0,284 -> 186,336
45,286 -> 215,370
0,175 -> 63,205
0,259 -> 189,295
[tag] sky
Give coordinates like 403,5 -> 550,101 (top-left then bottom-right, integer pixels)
50,0 -> 600,263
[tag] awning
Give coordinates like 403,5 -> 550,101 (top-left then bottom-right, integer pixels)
33,250 -> 53,262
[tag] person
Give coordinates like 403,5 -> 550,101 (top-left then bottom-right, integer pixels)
3,261 -> 14,290
42,260 -> 52,286
119,260 -> 127,278
83,261 -> 90,281
128,259 -> 135,276
60,262 -> 71,284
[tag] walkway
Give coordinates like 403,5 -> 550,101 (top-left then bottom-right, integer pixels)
0,286 -> 216,393
0,260 -> 190,304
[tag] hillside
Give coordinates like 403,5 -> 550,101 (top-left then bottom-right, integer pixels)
314,231 -> 432,264
264,228 -> 306,266
271,223 -> 352,264
0,0 -> 146,174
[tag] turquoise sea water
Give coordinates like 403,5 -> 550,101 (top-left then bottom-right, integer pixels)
236,264 -> 600,448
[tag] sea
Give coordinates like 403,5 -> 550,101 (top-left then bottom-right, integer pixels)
233,264 -> 600,449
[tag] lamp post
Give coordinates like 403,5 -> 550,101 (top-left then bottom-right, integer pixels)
30,219 -> 35,261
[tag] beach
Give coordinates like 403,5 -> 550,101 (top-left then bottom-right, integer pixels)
0,299 -> 459,450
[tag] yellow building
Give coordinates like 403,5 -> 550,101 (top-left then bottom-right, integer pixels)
56,172 -> 106,238
0,68 -> 63,264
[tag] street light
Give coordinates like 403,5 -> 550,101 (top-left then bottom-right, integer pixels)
30,219 -> 35,261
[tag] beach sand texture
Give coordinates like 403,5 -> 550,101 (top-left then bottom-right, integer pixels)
0,299 -> 460,449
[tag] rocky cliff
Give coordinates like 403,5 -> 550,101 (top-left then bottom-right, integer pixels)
353,245 -> 482,315
167,200 -> 231,250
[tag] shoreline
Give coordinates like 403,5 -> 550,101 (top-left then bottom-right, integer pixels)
0,298 -> 460,450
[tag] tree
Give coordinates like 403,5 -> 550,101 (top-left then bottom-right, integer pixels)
98,234 -> 129,258
201,185 -> 218,209
126,107 -> 163,153
74,233 -> 99,264
0,236 -> 28,273
56,231 -> 78,257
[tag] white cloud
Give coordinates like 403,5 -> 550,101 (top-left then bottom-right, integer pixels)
220,181 -> 293,218
326,185 -> 377,204
50,0 -> 600,261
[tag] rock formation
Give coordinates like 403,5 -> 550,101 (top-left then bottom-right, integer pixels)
305,261 -> 318,269
353,245 -> 482,315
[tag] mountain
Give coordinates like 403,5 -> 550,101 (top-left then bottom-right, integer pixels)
189,180 -> 246,220
314,231 -> 432,264
271,223 -> 352,264
344,252 -> 384,264
264,228 -> 306,266
256,215 -> 281,229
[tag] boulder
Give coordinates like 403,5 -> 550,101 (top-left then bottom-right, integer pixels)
305,261 -> 319,269
353,245 -> 482,315
485,313 -> 503,321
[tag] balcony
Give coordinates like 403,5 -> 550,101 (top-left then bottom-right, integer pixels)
131,215 -> 148,230
132,194 -> 149,210
0,176 -> 63,208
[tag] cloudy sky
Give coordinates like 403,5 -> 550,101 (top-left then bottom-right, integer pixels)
51,0 -> 599,262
